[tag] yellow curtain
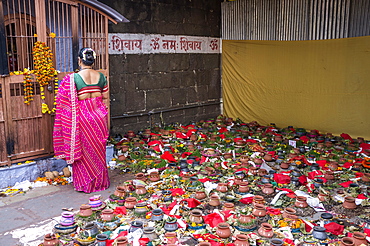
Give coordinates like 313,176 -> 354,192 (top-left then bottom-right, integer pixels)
222,36 -> 370,139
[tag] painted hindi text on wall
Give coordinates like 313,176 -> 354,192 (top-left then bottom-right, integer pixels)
108,34 -> 221,54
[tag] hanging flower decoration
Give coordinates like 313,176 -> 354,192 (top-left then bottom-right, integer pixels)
33,41 -> 56,86
31,40 -> 59,114
22,68 -> 34,105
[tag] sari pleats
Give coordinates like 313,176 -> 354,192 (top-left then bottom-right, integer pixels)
53,74 -> 110,193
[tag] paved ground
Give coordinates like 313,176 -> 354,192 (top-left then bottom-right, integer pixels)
0,168 -> 135,246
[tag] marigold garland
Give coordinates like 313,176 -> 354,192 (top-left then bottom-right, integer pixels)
22,68 -> 34,105
33,41 -> 56,86
16,35 -> 58,113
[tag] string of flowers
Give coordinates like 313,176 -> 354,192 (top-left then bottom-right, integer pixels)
12,33 -> 58,113
32,33 -> 58,113
22,68 -> 34,105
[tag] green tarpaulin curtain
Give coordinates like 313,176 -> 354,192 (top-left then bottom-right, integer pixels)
222,36 -> 370,139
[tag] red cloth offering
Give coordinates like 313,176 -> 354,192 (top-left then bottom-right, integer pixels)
339,181 -> 353,188
139,238 -> 150,246
342,162 -> 353,168
204,213 -> 225,227
273,173 -> 291,184
181,198 -> 201,208
299,175 -> 308,185
324,222 -> 344,235
169,188 -> 185,196
357,194 -> 367,199
266,207 -> 281,215
239,196 -> 254,204
340,133 -> 353,142
113,206 -> 127,215
364,228 -> 370,237
161,151 -> 177,162
308,170 -> 323,180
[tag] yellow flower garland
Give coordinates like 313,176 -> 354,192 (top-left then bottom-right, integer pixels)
13,33 -> 58,113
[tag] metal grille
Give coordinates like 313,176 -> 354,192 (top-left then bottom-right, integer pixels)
45,0 -> 74,72
79,4 -> 108,70
4,0 -> 37,71
11,82 -> 40,97
221,0 -> 370,41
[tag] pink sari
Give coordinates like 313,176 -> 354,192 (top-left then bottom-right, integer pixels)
53,73 -> 110,193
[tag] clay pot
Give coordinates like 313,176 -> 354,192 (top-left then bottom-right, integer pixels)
249,167 -> 258,175
118,154 -> 127,161
195,191 -> 207,200
238,214 -> 254,224
135,185 -> 147,195
329,161 -> 339,171
43,233 -> 59,246
253,195 -> 265,205
209,194 -> 221,206
340,237 -> 355,246
351,232 -> 368,246
165,232 -> 178,244
151,208 -> 164,221
261,183 -> 275,195
280,162 -> 290,169
318,193 -> 329,202
216,223 -> 232,238
343,196 -> 357,209
96,233 -> 109,244
216,183 -> 228,193
270,238 -> 284,246
114,186 -> 126,198
258,168 -> 268,176
89,195 -> 103,208
135,172 -> 147,182
223,202 -> 235,211
282,207 -> 297,219
142,227 -> 158,241
116,236 -> 129,246
149,171 -> 160,182
164,220 -> 179,231
257,223 -> 274,238
274,135 -> 283,142
189,209 -> 204,224
239,155 -> 249,164
294,196 -> 308,208
312,226 -> 328,240
120,145 -> 130,152
198,242 -> 212,246
252,203 -> 266,217
129,220 -> 144,233
60,211 -> 74,226
234,234 -> 250,246
134,202 -> 148,216
124,197 -> 137,209
324,170 -> 335,180
101,209 -> 115,222
79,204 -> 93,217
238,182 -> 249,193
361,173 -> 370,182
127,130 -> 135,138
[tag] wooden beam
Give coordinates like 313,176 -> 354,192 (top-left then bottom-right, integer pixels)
0,0 -> 9,75
35,0 -> 47,42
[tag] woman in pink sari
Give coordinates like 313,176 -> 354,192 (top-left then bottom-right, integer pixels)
53,47 -> 110,193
